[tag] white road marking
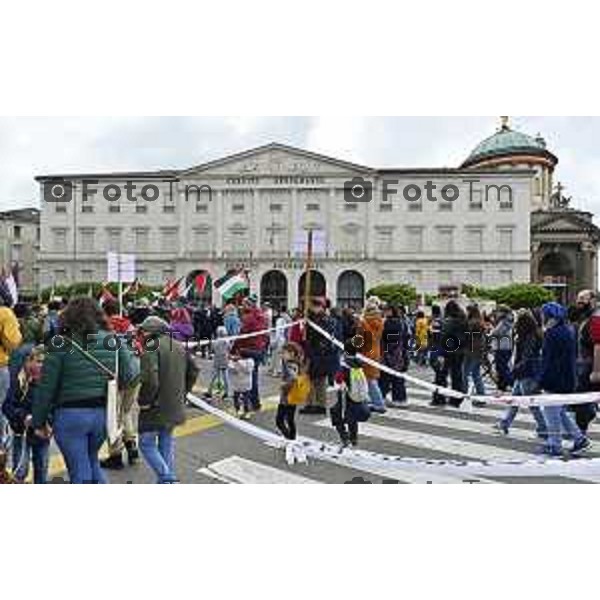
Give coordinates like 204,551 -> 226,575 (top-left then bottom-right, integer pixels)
198,456 -> 319,484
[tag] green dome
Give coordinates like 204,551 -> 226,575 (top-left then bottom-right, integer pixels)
462,126 -> 557,168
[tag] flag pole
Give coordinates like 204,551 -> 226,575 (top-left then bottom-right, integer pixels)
303,228 -> 314,319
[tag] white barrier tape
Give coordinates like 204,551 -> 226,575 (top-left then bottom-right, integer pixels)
184,320 -> 300,349
187,393 -> 600,479
307,319 -> 600,409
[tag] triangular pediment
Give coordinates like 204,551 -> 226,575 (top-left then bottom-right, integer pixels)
180,143 -> 373,178
532,211 -> 599,234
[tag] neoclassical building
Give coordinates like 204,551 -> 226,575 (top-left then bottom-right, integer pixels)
36,118 -> 598,308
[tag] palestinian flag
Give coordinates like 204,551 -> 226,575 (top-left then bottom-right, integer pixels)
195,272 -> 211,295
214,271 -> 249,302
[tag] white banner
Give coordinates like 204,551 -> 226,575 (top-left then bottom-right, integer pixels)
186,394 -> 600,479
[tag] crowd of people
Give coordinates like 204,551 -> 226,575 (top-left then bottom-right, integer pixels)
1,277 -> 600,484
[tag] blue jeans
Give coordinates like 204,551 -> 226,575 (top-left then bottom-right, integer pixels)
463,356 -> 486,396
0,367 -> 10,450
139,428 -> 177,484
500,379 -> 547,437
53,407 -> 108,484
12,434 -> 50,484
544,405 -> 585,453
368,379 -> 385,410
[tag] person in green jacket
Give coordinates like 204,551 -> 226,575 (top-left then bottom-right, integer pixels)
33,296 -> 139,484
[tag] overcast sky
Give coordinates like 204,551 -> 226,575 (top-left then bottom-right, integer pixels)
2,116 -> 599,217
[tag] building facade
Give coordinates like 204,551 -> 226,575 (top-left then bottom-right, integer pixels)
37,139 -> 536,308
0,207 -> 40,296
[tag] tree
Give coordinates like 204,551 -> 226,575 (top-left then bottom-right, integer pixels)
366,283 -> 417,308
462,283 -> 554,310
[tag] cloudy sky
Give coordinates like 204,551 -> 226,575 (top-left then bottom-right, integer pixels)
2,116 -> 599,216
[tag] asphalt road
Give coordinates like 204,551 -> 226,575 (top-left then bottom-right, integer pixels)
60,358 -> 600,485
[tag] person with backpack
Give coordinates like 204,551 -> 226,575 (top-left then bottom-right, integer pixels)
0,280 -> 22,451
137,316 -> 199,484
331,340 -> 371,447
2,344 -> 49,483
276,342 -> 310,441
33,296 -> 140,484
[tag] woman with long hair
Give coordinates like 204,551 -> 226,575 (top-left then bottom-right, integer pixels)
494,309 -> 547,438
32,297 -> 139,484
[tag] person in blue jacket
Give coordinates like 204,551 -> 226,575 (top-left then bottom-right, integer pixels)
1,344 -> 50,483
538,302 -> 591,457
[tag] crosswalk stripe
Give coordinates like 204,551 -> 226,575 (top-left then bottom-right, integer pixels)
315,419 -> 531,462
198,456 -> 319,484
381,408 -> 540,444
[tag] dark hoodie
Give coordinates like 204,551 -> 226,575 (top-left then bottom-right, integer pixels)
2,344 -> 37,435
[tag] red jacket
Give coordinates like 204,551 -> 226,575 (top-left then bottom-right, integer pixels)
234,307 -> 268,353
109,315 -> 133,334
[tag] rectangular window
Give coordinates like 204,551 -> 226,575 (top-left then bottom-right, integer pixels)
376,230 -> 394,253
498,228 -> 514,253
52,228 -> 68,251
405,227 -> 423,252
196,204 -> 208,213
344,204 -> 358,212
499,269 -> 513,285
466,228 -> 483,253
55,204 -> 67,214
407,201 -> 422,212
13,226 -> 21,240
109,204 -> 121,214
81,205 -> 94,214
270,203 -> 282,213
232,203 -> 245,213
80,269 -> 94,281
79,229 -> 95,253
437,228 -> 454,253
163,205 -> 176,214
136,205 -> 148,214
10,245 -> 21,262
54,269 -> 67,282
467,270 -> 483,285
107,228 -> 122,252
134,229 -> 149,253
379,203 -> 393,212
439,201 -> 453,211
306,203 -> 320,212
161,228 -> 178,253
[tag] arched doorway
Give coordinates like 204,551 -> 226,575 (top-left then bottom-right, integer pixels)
337,270 -> 365,309
260,270 -> 288,311
298,270 -> 327,306
187,269 -> 212,304
538,252 -> 573,305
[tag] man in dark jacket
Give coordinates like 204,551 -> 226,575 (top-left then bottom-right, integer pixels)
379,305 -> 408,407
441,301 -> 468,408
301,298 -> 339,415
137,317 -> 199,483
538,302 -> 591,457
